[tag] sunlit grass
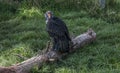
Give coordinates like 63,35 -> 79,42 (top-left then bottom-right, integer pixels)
18,7 -> 44,18
0,43 -> 35,66
0,4 -> 120,73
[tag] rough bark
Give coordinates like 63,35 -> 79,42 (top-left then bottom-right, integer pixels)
0,29 -> 96,73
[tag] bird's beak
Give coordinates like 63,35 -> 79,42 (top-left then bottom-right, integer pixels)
47,13 -> 51,18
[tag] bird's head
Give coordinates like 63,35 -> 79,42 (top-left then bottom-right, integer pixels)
45,11 -> 53,20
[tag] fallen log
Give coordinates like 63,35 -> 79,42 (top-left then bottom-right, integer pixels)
0,29 -> 96,73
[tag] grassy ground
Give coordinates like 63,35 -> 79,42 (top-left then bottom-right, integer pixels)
0,2 -> 120,73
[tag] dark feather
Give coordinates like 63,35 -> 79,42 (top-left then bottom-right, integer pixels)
47,17 -> 71,40
46,16 -> 71,52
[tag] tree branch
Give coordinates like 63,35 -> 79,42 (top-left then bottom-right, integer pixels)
0,29 -> 96,73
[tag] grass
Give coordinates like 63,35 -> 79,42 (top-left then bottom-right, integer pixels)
0,2 -> 120,73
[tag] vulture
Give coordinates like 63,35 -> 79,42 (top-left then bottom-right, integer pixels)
45,11 -> 71,53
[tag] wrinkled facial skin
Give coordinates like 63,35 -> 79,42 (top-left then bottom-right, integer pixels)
47,13 -> 51,18
44,11 -> 53,20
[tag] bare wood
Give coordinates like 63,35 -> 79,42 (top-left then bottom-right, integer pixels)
0,29 -> 96,73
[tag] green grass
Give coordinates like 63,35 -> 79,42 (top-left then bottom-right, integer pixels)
0,3 -> 120,73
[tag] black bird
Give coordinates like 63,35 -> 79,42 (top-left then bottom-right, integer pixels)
45,11 -> 71,53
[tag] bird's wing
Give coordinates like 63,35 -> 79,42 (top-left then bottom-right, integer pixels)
47,17 -> 71,40
54,18 -> 71,40
47,19 -> 64,37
